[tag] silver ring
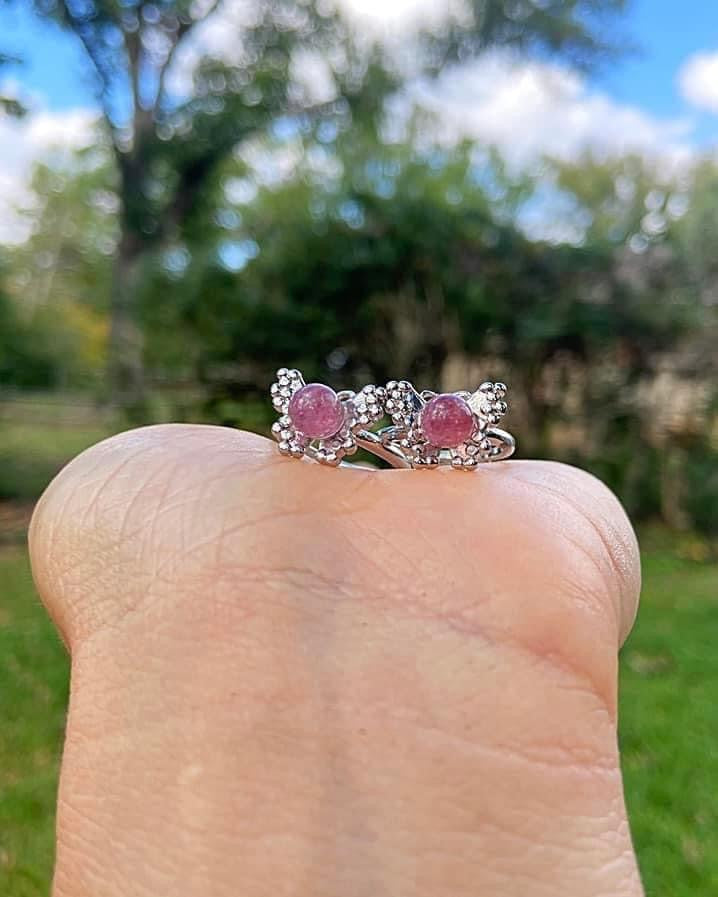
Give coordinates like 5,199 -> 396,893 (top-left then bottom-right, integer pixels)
269,369 -> 516,470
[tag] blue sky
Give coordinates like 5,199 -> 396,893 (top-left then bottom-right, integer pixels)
2,0 -> 718,145
596,0 -> 718,145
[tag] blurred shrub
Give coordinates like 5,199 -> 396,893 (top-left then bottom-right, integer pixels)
0,421 -> 112,501
0,292 -> 56,389
683,448 -> 718,536
581,442 -> 663,526
0,261 -> 105,390
211,398 -> 274,433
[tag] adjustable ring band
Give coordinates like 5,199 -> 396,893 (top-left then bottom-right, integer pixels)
353,430 -> 412,469
352,427 -> 515,469
269,369 -> 516,470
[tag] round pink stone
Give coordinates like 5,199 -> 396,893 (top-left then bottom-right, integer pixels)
420,394 -> 475,448
288,383 -> 345,439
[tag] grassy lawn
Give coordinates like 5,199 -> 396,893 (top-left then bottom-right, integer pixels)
0,549 -> 67,896
620,535 -> 718,896
1,535 -> 717,894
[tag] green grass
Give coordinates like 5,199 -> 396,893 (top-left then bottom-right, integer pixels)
0,538 -> 716,894
620,541 -> 718,895
0,550 -> 67,895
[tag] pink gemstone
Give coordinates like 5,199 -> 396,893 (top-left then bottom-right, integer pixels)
288,383 -> 345,439
420,394 -> 475,448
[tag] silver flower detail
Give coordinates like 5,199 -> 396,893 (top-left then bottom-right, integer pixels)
382,380 -> 508,470
270,368 -> 385,466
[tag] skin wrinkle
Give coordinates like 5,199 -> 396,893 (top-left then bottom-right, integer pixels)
70,596 -> 616,763
358,476 -> 624,680
139,496 -> 372,600
129,455 -> 181,557
78,444 -> 151,532
502,488 -> 619,626
554,521 -> 623,612
53,793 -> 141,895
66,656 -> 608,860
291,519 -> 620,720
345,506 -> 513,631
347,515 -> 448,589
351,641 -> 619,771
492,626 -> 618,721
407,823 -> 634,897
33,452 -> 160,640
509,461 -> 632,565
243,556 -> 489,651
384,704 -> 620,777
115,462 -> 176,565
47,480 -> 279,641
70,608 -> 616,800
70,492 -> 619,727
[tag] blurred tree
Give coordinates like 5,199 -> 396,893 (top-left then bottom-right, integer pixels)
9,155 -> 117,312
2,155 -> 115,386
672,158 -> 718,320
22,0 -> 627,412
0,262 -> 90,388
145,140 -> 671,429
550,152 -> 717,531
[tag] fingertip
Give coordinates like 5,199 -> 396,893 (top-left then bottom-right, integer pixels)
503,460 -> 641,647
28,424 -> 278,645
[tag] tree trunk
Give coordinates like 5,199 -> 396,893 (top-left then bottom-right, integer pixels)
107,229 -> 146,416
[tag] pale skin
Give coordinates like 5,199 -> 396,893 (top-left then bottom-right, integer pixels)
29,424 -> 644,897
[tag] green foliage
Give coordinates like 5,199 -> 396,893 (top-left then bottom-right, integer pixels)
3,126 -> 717,530
166,140 -> 685,385
0,158 -> 116,389
0,95 -> 26,116
0,291 -> 104,391
683,447 -> 718,536
0,284 -> 86,390
13,157 -> 118,313
430,0 -> 630,69
0,293 -> 53,389
578,419 -> 663,523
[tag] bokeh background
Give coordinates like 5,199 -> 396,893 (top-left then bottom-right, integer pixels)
1,1 -> 717,893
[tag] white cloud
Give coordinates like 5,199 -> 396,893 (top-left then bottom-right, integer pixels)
678,50 -> 718,114
0,100 -> 97,244
163,0 -> 258,97
403,51 -> 693,170
164,0 -> 463,98
339,0 -> 467,34
0,2 -> 701,247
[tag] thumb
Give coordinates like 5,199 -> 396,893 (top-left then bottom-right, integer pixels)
30,425 -> 642,897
